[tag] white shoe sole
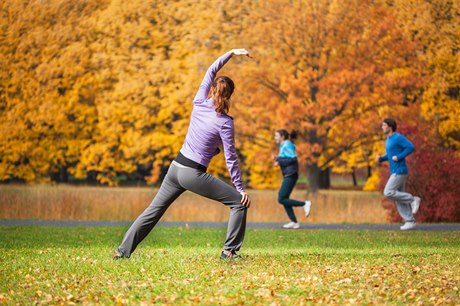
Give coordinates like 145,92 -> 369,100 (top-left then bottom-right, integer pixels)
304,201 -> 311,217
283,224 -> 300,229
400,223 -> 416,231
411,197 -> 421,214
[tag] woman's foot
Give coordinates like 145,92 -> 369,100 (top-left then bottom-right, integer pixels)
303,200 -> 312,217
220,250 -> 242,260
112,251 -> 126,260
282,222 -> 300,229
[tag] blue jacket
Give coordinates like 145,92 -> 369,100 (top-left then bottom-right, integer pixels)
379,132 -> 415,174
278,140 -> 299,177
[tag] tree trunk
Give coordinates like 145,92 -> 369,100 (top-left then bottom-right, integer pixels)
60,166 -> 68,183
308,164 -> 330,193
351,167 -> 357,186
319,167 -> 331,189
308,164 -> 320,193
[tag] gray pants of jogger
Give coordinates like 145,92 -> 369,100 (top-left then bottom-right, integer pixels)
117,161 -> 247,257
383,174 -> 415,223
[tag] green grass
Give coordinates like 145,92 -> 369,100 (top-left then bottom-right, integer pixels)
1,226 -> 459,305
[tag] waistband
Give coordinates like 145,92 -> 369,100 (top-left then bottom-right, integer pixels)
174,152 -> 207,173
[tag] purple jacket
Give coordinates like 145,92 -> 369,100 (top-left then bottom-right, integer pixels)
179,52 -> 244,192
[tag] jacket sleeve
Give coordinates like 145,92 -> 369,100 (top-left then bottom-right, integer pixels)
379,154 -> 388,163
193,52 -> 232,104
396,135 -> 416,160
220,119 -> 244,192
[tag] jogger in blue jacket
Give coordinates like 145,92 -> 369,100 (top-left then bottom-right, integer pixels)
376,118 -> 421,231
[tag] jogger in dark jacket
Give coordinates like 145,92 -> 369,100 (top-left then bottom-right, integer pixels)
273,129 -> 312,229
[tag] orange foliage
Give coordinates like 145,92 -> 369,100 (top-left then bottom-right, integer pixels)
0,0 -> 456,190
232,0 -> 424,190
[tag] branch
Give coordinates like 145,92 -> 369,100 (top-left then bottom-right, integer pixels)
318,134 -> 378,169
237,132 -> 271,147
258,78 -> 288,101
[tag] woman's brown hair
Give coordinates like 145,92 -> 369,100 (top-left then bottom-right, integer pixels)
276,129 -> 298,142
209,76 -> 235,114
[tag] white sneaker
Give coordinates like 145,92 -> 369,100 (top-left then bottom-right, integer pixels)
303,200 -> 311,217
411,196 -> 421,214
283,222 -> 300,229
400,222 -> 416,231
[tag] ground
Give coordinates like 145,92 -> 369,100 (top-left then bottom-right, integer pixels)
1,225 -> 459,304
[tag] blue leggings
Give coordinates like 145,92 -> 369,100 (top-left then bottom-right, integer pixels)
278,173 -> 305,222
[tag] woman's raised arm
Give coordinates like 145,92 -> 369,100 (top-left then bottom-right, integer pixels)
193,49 -> 251,104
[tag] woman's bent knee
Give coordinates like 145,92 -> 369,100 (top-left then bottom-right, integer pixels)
278,197 -> 288,205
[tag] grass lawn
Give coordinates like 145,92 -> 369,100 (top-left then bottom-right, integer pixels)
1,226 -> 459,305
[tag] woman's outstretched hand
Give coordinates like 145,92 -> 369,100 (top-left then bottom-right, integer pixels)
240,191 -> 251,208
230,48 -> 253,59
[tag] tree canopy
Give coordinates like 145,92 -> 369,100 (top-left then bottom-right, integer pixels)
1,0 -> 458,191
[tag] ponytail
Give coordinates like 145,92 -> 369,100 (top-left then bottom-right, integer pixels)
209,76 -> 234,114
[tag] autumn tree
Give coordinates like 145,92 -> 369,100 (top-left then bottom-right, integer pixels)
234,0 -> 423,192
71,0 -> 197,185
390,0 -> 460,149
0,0 -> 106,182
0,0 -> 255,186
1,0 -> 455,193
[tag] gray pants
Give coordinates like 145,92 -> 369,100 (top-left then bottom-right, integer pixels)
117,161 -> 247,257
384,174 -> 415,223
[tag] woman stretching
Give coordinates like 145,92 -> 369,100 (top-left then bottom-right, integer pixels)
114,49 -> 252,260
273,130 -> 312,229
